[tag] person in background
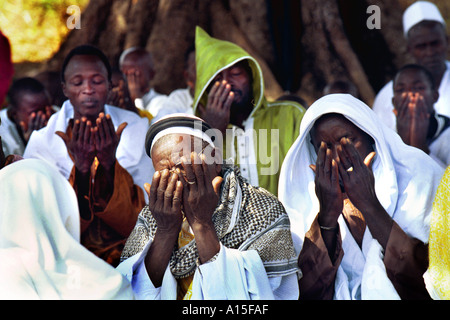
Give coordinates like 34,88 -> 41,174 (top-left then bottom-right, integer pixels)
0,77 -> 53,156
24,45 -> 153,267
193,26 -> 306,196
373,1 -> 450,130
392,64 -> 450,167
108,68 -> 153,122
151,44 -> 196,123
119,47 -> 166,117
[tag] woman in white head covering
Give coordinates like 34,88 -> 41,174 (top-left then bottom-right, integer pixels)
278,94 -> 444,300
0,159 -> 134,299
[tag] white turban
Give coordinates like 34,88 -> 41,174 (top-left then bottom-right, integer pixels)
403,1 -> 446,36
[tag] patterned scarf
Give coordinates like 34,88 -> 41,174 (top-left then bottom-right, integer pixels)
120,165 -> 298,279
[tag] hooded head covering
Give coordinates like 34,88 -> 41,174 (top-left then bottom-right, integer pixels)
403,1 -> 446,36
278,94 -> 444,299
192,27 -> 305,196
0,159 -> 134,299
193,26 -> 264,117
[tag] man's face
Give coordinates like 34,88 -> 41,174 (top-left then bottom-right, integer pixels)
151,134 -> 220,184
212,62 -> 252,108
392,68 -> 438,114
120,55 -> 152,91
12,92 -> 50,131
407,23 -> 448,75
62,55 -> 110,121
311,114 -> 374,163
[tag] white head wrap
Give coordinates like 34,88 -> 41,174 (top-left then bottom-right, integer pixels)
147,113 -> 216,156
278,94 -> 444,299
403,1 -> 446,36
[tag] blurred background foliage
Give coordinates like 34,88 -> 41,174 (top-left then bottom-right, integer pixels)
0,0 -> 89,63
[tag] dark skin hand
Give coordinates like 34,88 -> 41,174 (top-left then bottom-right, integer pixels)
55,113 -> 127,218
394,92 -> 430,154
144,149 -> 223,287
311,138 -> 392,261
198,80 -> 234,135
19,106 -> 54,144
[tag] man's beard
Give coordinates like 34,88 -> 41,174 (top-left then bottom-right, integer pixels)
229,89 -> 253,124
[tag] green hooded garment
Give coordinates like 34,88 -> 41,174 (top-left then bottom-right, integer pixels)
193,26 -> 305,196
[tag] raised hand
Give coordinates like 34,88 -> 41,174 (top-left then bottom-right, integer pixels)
394,92 -> 413,145
146,169 -> 184,235
177,151 -> 222,263
409,93 -> 430,153
198,80 -> 234,135
124,69 -> 148,102
335,137 -> 392,249
55,117 -> 96,174
310,141 -> 343,229
93,113 -> 127,171
336,137 -> 377,211
20,106 -> 54,143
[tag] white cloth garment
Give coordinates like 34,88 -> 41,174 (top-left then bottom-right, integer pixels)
372,61 -> 450,130
117,242 -> 298,300
23,100 -> 154,200
135,88 -> 167,117
429,126 -> 450,167
0,159 -> 134,299
403,1 -> 446,36
0,108 -> 25,156
278,94 -> 444,299
150,88 -> 194,124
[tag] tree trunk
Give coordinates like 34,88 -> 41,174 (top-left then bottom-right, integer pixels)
44,0 -> 415,106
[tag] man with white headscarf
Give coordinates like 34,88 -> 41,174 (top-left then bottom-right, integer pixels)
373,1 -> 450,130
117,114 -> 299,300
278,94 -> 444,300
0,159 -> 134,299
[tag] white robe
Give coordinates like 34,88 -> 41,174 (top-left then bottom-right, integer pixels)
0,159 -> 134,299
150,88 -> 194,124
23,100 -> 154,201
117,242 -> 298,300
135,88 -> 167,117
372,61 -> 450,130
278,93 -> 444,300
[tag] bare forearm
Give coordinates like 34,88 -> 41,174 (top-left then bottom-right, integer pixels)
192,223 -> 220,264
362,202 -> 393,250
144,230 -> 178,288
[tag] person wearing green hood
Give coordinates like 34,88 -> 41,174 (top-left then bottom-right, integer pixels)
193,27 -> 306,196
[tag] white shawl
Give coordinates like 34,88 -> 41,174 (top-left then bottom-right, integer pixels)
23,100 -> 154,200
278,94 -> 444,299
0,159 -> 134,299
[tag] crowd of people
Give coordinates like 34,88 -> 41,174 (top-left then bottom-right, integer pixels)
0,1 -> 449,300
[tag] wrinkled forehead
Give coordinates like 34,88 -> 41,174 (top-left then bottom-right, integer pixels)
151,134 -> 210,162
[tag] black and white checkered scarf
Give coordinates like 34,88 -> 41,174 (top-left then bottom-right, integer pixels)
120,165 -> 299,279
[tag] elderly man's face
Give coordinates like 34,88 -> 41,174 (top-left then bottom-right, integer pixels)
62,55 -> 110,121
407,22 -> 448,75
151,134 -> 220,183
